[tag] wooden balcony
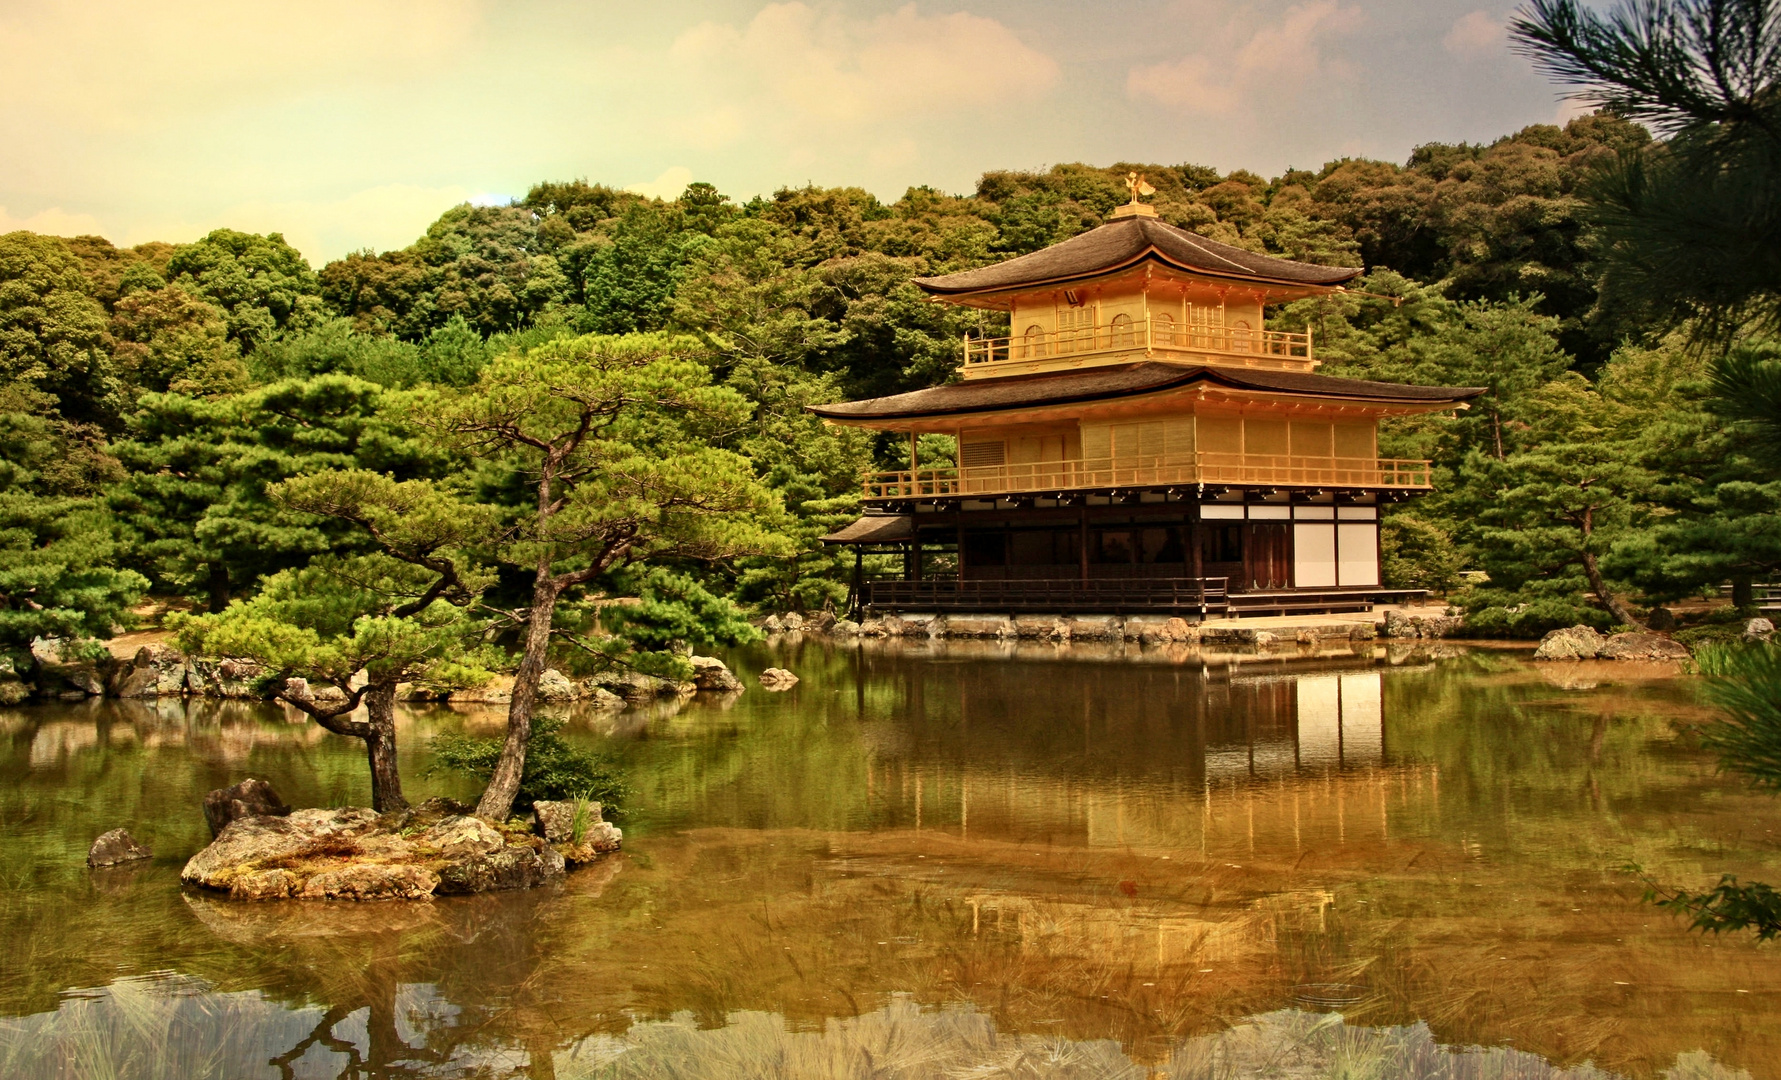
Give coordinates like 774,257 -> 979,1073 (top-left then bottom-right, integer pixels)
863,454 -> 1431,500
962,317 -> 1313,378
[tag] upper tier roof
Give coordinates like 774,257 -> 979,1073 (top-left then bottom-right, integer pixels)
912,215 -> 1363,296
808,362 -> 1485,421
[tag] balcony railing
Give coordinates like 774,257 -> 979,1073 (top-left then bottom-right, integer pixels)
963,317 -> 1312,374
864,454 -> 1431,499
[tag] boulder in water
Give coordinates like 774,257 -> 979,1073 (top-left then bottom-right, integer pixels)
202,778 -> 292,838
689,656 -> 744,692
87,828 -> 152,868
109,644 -> 191,698
758,667 -> 799,691
536,668 -> 577,702
1533,625 -> 1604,660
531,799 -> 623,858
1597,632 -> 1690,660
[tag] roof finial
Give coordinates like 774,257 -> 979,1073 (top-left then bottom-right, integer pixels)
1125,171 -> 1155,204
1112,172 -> 1159,219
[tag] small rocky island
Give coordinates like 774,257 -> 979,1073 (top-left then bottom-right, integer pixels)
180,782 -> 621,901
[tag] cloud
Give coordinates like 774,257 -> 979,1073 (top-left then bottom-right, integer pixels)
0,1 -> 483,130
626,167 -> 696,200
666,3 -> 1058,147
117,184 -> 477,263
1443,10 -> 1505,57
0,205 -> 108,237
1127,0 -> 1364,117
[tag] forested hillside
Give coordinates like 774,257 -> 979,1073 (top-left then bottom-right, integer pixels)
2,108 -> 1771,659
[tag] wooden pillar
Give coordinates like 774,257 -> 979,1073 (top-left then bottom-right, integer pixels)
1190,514 -> 1204,610
852,547 -> 864,616
1078,502 -> 1090,584
956,514 -> 966,583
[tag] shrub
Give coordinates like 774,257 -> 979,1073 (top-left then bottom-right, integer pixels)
1381,514 -> 1465,595
1458,591 -> 1614,638
428,716 -> 628,815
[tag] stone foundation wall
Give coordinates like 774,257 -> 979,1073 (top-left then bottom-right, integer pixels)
759,612 -> 1390,648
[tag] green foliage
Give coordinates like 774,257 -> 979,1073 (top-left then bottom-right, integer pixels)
1380,513 -> 1464,595
422,332 -> 785,587
594,569 -> 761,677
1513,0 -> 1781,342
1694,643 -> 1781,789
171,556 -> 492,696
1632,642 -> 1781,939
428,716 -> 627,814
0,388 -> 145,664
1647,874 -> 1781,941
109,374 -> 445,608
1707,339 -> 1781,466
108,284 -> 246,397
1458,591 -> 1613,638
1610,340 -> 1781,602
165,229 -> 323,350
0,232 -> 118,427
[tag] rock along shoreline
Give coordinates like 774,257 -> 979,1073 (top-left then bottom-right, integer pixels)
8,639 -> 747,706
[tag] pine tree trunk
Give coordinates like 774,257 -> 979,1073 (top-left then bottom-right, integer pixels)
207,563 -> 230,614
1733,575 -> 1755,610
475,569 -> 560,821
363,680 -> 408,813
1580,550 -> 1644,629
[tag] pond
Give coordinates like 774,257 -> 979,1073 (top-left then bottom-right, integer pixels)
0,638 -> 1776,1079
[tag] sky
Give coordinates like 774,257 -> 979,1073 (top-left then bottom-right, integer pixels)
0,0 -> 1587,264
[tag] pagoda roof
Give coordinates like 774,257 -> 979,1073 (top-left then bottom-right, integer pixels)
912,216 -> 1363,297
809,362 -> 1485,422
818,514 -> 917,545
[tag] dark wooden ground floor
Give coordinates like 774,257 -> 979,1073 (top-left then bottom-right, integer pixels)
827,498 -> 1407,618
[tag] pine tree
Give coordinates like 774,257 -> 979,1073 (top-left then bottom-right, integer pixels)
109,374 -> 443,610
173,471 -> 497,811
417,332 -> 784,820
0,386 -> 145,674
1512,0 -> 1781,341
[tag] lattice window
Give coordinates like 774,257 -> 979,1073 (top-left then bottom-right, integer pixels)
1186,303 -> 1221,349
1056,305 -> 1094,354
960,440 -> 1006,468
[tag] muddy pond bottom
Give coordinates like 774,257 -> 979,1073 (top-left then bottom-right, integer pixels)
0,638 -> 1776,1079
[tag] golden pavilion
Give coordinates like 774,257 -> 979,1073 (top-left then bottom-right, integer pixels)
812,181 -> 1483,619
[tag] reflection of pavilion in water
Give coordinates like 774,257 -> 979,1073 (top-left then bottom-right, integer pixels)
858,660 -> 1437,858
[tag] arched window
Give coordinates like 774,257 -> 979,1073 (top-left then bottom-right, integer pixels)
1230,319 -> 1253,352
1110,312 -> 1135,348
1152,311 -> 1175,347
1023,324 -> 1048,358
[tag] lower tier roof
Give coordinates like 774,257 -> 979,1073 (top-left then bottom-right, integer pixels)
808,361 -> 1485,421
